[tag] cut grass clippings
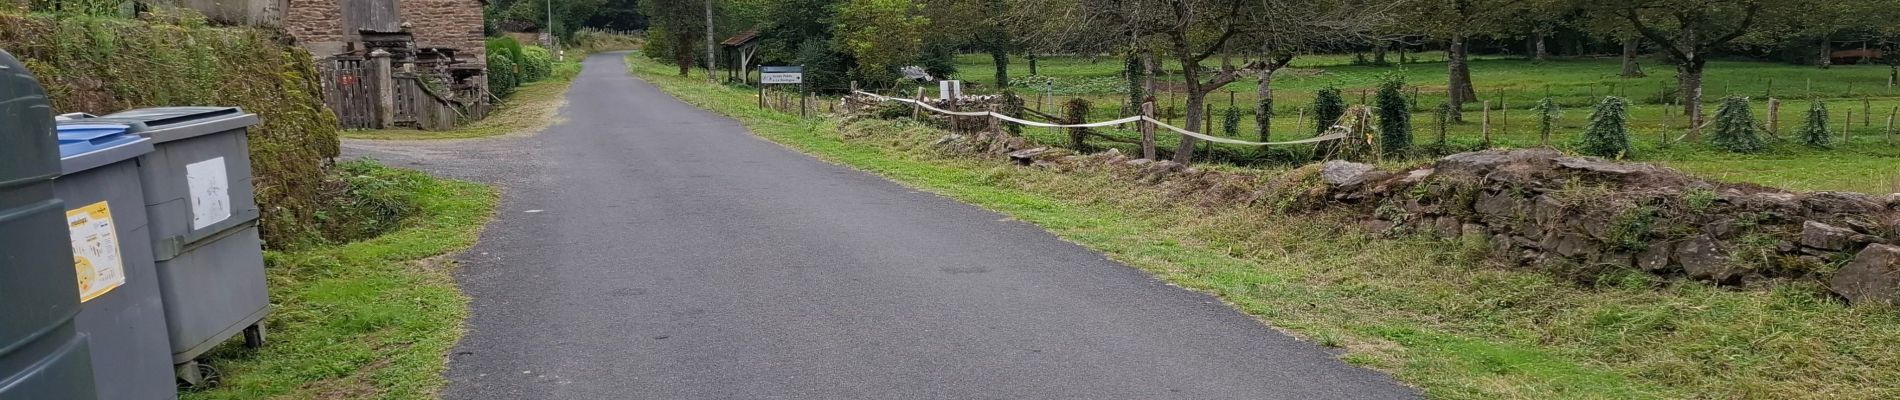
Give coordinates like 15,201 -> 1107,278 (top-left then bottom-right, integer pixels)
183,163 -> 497,399
341,62 -> 580,141
628,53 -> 1900,399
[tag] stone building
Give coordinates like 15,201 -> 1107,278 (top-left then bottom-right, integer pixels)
282,0 -> 487,65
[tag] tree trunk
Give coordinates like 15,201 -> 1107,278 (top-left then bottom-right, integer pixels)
1373,41 -> 1388,65
704,0 -> 716,83
990,48 -> 1010,88
1256,66 -> 1275,143
675,36 -> 693,76
1678,57 -> 1707,139
1447,36 -> 1478,121
1028,52 -> 1038,76
1620,38 -> 1644,77
1142,49 -> 1157,102
1818,35 -> 1833,69
1533,29 -> 1549,61
1173,62 -> 1203,163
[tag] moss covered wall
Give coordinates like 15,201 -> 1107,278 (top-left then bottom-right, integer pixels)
0,12 -> 341,249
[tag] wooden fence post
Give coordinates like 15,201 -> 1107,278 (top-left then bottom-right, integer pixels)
1887,106 -> 1896,146
369,49 -> 395,129
1481,100 -> 1492,148
1864,97 -> 1872,127
988,104 -> 1001,133
1140,99 -> 1158,160
912,87 -> 924,120
1767,98 -> 1781,138
1845,109 -> 1853,143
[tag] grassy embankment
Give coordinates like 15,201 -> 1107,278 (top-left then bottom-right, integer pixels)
941,53 -> 1900,194
184,162 -> 497,399
631,53 -> 1900,399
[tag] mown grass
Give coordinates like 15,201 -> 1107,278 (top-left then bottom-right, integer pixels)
183,162 -> 497,399
630,53 -> 1900,399
916,54 -> 1900,194
341,61 -> 581,141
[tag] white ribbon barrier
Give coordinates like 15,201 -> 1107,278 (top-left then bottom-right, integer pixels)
854,91 -> 1346,147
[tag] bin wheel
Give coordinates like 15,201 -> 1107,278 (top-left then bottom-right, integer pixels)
176,362 -> 222,391
244,323 -> 267,348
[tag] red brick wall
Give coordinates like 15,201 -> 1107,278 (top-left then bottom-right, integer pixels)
399,0 -> 487,65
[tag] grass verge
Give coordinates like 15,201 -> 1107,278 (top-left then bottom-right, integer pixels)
341,62 -> 579,141
183,161 -> 497,399
629,53 -> 1900,399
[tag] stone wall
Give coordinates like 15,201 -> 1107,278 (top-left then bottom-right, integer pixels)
1317,149 -> 1900,306
282,0 -> 343,56
917,124 -> 1900,307
399,0 -> 486,64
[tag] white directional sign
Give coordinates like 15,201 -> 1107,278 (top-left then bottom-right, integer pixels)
761,66 -> 803,84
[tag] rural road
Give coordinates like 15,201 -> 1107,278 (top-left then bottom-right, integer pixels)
344,52 -> 1417,399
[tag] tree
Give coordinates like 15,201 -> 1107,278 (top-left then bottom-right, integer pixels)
1710,96 -> 1764,152
641,0 -> 707,76
1376,76 -> 1411,155
1404,0 -> 1521,121
1001,0 -> 1389,163
1606,0 -> 1778,140
1313,86 -> 1347,136
833,0 -> 928,86
1799,99 -> 1831,147
1580,96 -> 1633,158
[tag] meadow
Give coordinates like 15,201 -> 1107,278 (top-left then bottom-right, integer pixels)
904,53 -> 1900,193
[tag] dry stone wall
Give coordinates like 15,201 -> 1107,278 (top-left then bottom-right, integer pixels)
918,123 -> 1900,307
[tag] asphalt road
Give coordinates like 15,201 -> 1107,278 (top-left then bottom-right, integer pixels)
346,52 -> 1417,399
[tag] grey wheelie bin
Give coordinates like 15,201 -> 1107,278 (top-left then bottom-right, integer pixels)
75,107 -> 268,387
0,48 -> 100,400
56,122 -> 180,399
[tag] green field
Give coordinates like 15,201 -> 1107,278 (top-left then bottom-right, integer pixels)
913,54 -> 1900,193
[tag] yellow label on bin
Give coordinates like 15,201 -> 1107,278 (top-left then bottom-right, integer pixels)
68,201 -> 125,302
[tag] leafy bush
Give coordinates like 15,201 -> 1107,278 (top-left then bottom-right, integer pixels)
486,37 -> 525,67
1799,99 -> 1831,147
520,46 -> 553,82
1710,96 -> 1764,152
1313,86 -> 1347,136
642,26 -> 674,62
1375,76 -> 1411,155
488,53 -> 519,96
1580,96 -> 1633,158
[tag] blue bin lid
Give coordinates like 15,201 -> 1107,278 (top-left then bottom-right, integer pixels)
55,123 -> 152,174
56,123 -> 139,157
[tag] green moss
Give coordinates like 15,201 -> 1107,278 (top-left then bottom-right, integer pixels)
3,12 -> 341,249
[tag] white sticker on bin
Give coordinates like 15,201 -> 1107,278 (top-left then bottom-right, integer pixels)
186,157 -> 232,230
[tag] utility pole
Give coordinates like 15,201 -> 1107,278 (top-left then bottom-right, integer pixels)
705,0 -> 717,84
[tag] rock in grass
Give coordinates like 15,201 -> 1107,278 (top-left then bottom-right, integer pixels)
1830,244 -> 1900,306
1802,221 -> 1860,251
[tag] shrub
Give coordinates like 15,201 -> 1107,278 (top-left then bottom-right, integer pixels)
1223,106 -> 1242,137
487,53 -> 518,96
519,46 -> 553,82
1710,96 -> 1764,152
1799,99 -> 1831,147
1375,76 -> 1411,155
486,37 -> 525,67
1580,96 -> 1633,158
1536,97 -> 1562,146
1313,86 -> 1347,136
642,27 -> 673,62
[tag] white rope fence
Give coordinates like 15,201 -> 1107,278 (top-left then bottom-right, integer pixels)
852,91 -> 1348,146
